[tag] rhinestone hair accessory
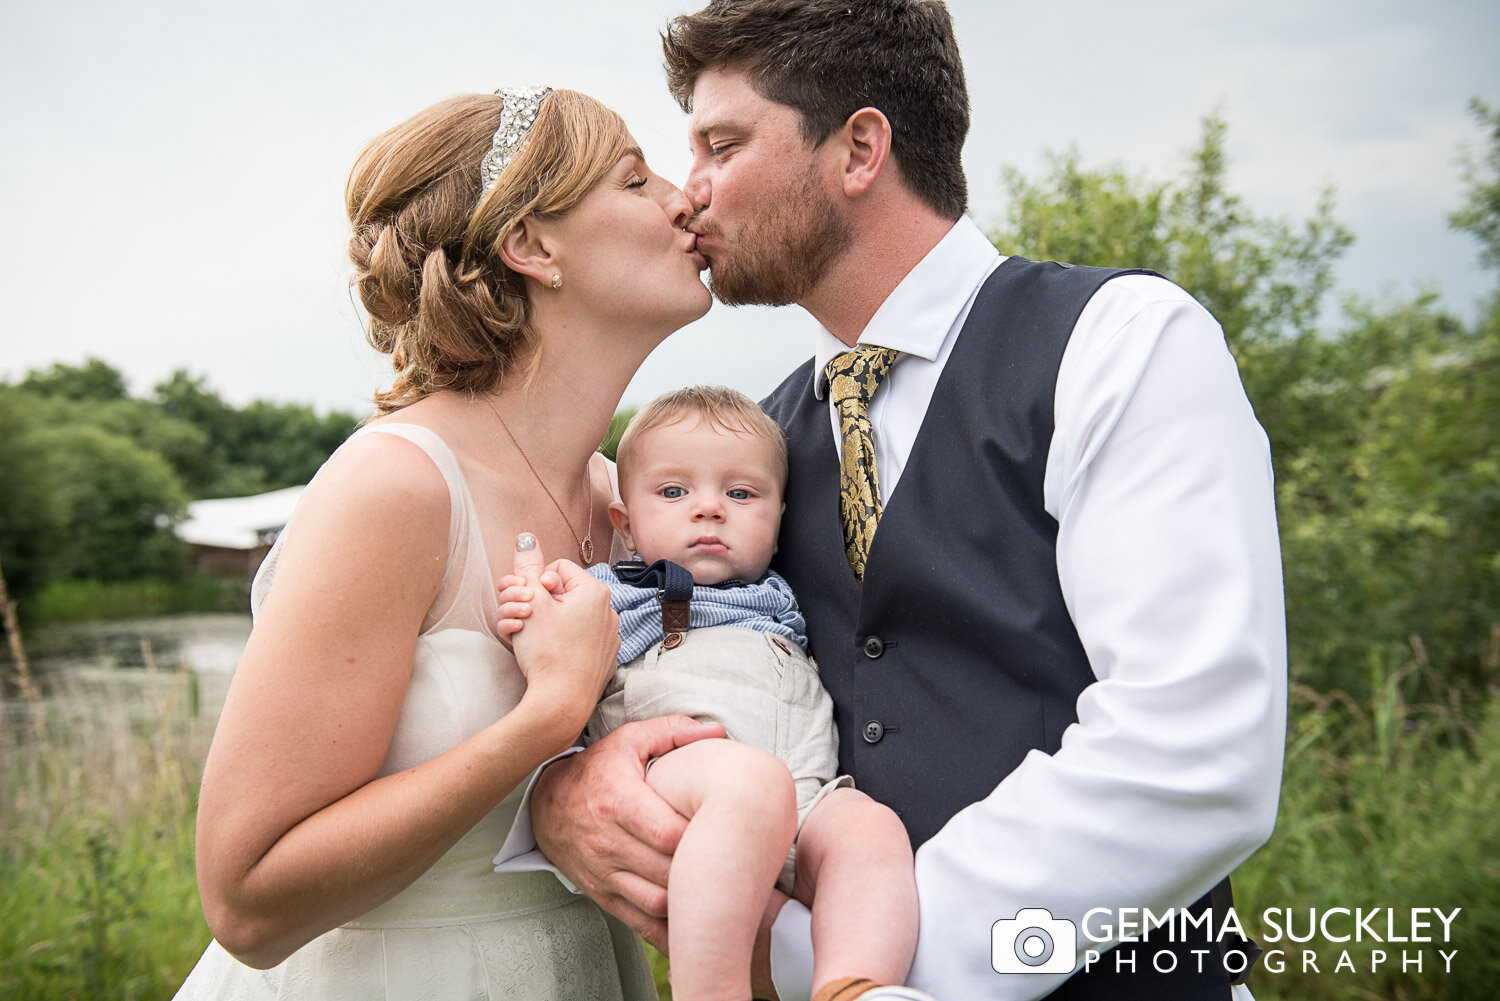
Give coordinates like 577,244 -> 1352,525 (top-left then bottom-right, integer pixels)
479,86 -> 553,192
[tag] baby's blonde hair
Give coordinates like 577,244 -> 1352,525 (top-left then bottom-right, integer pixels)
615,386 -> 788,493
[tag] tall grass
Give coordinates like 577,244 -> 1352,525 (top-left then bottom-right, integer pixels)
2,631 -> 1495,1000
1234,633 -> 1500,1001
0,648 -> 211,1000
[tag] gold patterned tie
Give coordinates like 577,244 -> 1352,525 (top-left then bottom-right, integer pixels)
825,345 -> 902,582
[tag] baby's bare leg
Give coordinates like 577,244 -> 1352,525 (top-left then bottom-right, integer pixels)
792,787 -> 919,993
646,737 -> 798,1001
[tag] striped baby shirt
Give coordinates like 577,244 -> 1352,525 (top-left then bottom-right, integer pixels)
587,559 -> 809,666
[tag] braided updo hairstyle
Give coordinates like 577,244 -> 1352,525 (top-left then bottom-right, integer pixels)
346,90 -> 630,413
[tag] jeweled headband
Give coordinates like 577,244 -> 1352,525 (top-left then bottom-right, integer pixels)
479,86 -> 553,193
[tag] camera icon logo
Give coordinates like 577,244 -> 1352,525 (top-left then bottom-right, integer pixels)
992,908 -> 1077,975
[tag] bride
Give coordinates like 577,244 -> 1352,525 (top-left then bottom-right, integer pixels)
175,86 -> 720,999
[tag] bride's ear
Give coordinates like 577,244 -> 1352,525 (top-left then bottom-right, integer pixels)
498,217 -> 558,287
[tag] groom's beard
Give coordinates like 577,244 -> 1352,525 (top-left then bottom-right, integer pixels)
698,172 -> 852,307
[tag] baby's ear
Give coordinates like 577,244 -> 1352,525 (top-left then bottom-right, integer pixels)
607,501 -> 634,551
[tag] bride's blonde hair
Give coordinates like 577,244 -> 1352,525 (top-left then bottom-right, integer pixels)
345,90 -> 629,413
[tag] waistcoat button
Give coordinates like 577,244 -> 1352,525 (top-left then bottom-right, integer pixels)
863,635 -> 885,658
862,720 -> 885,743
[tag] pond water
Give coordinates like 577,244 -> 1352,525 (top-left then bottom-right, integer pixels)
2,612 -> 250,721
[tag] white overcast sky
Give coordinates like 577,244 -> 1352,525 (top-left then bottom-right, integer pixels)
2,0 -> 1497,417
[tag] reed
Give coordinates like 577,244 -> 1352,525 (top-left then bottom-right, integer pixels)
0,646 -> 212,1000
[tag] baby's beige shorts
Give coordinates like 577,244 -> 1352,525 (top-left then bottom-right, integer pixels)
586,626 -> 852,893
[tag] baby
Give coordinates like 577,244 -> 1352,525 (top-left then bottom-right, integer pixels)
501,386 -> 927,1001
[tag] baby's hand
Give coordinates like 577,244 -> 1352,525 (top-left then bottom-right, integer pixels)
496,574 -> 535,638
496,564 -> 567,637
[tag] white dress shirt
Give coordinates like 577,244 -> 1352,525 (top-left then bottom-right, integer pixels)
773,217 -> 1286,1000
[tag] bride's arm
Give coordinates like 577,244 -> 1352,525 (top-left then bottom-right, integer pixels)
194,433 -> 617,969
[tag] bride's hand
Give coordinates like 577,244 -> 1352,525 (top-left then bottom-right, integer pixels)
508,533 -> 619,729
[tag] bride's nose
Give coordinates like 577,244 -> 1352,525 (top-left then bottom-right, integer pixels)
659,182 -> 692,229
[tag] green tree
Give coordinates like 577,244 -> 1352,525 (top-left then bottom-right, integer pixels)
18,358 -> 130,402
1450,97 -> 1500,272
990,115 -> 1351,347
990,114 -> 1351,457
0,387 -> 64,597
224,401 -> 359,492
28,425 -> 188,582
1279,98 -> 1500,694
153,371 -> 358,496
2,360 -> 360,605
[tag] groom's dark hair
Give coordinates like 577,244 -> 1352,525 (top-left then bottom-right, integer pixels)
662,0 -> 969,219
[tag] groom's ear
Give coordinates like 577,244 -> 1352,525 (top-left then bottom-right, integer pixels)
498,217 -> 557,286
839,106 -> 893,198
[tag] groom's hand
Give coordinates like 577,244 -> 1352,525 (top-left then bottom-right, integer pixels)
531,714 -> 725,951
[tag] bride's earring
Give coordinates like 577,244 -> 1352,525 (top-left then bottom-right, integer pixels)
550,274 -> 563,289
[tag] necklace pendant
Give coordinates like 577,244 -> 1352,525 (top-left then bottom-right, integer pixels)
579,537 -> 594,565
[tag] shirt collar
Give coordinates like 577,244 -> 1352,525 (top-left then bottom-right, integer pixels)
812,215 -> 1002,398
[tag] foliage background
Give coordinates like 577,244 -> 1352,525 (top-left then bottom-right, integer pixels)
2,101 -> 1498,1000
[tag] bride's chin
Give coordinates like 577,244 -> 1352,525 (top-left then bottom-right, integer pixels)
671,287 -> 714,327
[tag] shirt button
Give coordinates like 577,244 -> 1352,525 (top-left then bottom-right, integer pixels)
863,720 -> 885,744
863,635 -> 885,659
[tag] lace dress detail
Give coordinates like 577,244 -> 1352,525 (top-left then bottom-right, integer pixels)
175,423 -> 655,1000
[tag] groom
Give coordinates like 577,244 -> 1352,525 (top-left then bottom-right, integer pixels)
532,2 -> 1287,998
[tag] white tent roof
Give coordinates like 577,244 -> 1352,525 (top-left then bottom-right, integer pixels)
176,485 -> 306,550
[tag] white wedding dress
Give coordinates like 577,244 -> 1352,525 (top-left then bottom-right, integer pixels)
175,423 -> 654,1001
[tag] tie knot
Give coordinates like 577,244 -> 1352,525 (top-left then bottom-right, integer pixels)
824,346 -> 902,408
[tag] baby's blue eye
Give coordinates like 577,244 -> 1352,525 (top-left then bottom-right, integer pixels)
662,486 -> 686,499
727,489 -> 751,500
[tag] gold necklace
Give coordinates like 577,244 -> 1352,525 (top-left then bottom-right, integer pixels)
488,401 -> 595,565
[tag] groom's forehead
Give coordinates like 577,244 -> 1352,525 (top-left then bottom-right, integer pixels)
688,69 -> 783,132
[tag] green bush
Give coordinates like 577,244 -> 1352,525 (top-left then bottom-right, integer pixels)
25,575 -> 247,625
1234,647 -> 1500,1000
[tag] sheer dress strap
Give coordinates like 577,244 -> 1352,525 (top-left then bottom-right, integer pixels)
251,423 -> 497,638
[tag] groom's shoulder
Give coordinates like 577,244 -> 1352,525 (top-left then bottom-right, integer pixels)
759,357 -> 818,427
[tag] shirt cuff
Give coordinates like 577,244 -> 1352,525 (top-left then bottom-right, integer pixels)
491,746 -> 584,894
770,897 -> 815,1001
